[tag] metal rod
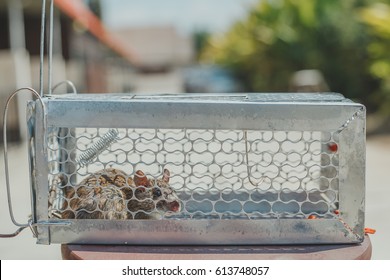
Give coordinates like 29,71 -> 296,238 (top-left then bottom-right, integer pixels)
52,80 -> 78,94
48,0 -> 54,96
244,130 -> 265,187
3,88 -> 46,228
0,226 -> 27,238
39,0 -> 46,96
0,220 -> 71,239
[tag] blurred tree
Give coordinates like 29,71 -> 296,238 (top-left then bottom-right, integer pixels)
193,30 -> 211,60
359,1 -> 390,115
201,0 -> 382,112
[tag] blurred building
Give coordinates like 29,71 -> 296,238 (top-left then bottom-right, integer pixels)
0,0 -> 135,142
114,25 -> 194,71
112,25 -> 195,93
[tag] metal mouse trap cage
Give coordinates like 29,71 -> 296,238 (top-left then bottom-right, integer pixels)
1,1 -> 365,246
17,92 -> 364,245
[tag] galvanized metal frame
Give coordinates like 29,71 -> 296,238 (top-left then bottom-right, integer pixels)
29,93 -> 366,245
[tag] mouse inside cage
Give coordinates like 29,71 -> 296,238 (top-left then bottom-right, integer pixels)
47,127 -> 340,221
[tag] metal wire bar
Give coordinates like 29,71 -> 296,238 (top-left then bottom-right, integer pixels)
0,226 -> 27,238
0,220 -> 71,239
244,130 -> 265,187
52,80 -> 78,94
47,0 -> 54,96
39,0 -> 46,96
2,87 -> 46,228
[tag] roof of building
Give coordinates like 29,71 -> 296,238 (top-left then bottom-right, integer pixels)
54,0 -> 137,65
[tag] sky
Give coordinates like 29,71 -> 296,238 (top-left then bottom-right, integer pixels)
100,0 -> 258,34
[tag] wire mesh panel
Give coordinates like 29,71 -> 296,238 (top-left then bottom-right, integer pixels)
29,93 -> 366,245
47,128 -> 340,221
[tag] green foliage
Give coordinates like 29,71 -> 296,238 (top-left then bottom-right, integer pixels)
193,30 -> 211,60
202,0 -> 390,113
359,1 -> 390,114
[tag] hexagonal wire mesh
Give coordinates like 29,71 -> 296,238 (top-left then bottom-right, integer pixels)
47,127 -> 340,221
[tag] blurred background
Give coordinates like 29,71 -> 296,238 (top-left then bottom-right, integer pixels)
0,0 -> 389,259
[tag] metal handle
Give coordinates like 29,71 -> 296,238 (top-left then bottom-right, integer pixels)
2,1 -> 74,238
0,226 -> 28,238
1,87 -> 46,237
52,80 -> 78,95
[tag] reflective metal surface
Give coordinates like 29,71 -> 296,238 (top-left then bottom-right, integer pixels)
28,93 -> 365,245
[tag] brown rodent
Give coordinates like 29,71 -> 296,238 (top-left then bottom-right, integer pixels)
60,168 -> 181,220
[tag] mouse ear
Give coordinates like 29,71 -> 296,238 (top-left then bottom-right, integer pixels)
162,169 -> 170,183
134,170 -> 149,187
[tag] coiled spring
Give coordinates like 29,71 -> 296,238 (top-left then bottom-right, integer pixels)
77,129 -> 119,167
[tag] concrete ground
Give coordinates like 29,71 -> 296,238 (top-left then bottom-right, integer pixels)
0,135 -> 389,260
364,134 -> 390,259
